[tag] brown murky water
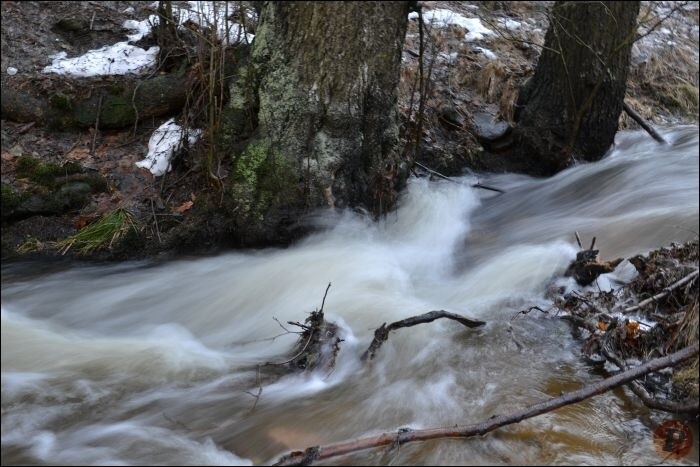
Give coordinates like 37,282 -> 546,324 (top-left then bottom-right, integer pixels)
2,127 -> 698,465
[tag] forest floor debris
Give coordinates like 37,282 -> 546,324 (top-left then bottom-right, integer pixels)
548,238 -> 699,413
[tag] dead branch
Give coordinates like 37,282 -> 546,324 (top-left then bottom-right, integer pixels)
623,269 -> 699,314
273,344 -> 699,466
413,161 -> 505,194
362,310 -> 485,361
622,101 -> 668,144
601,344 -> 699,414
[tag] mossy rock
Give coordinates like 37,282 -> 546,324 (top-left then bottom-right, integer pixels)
15,155 -> 82,187
1,183 -> 27,219
49,93 -> 73,110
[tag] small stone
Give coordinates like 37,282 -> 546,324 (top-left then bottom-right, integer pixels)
6,67 -> 17,75
473,112 -> 511,142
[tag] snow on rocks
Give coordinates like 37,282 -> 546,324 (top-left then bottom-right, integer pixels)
136,119 -> 202,176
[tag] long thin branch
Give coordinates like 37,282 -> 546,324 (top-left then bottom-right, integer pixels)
622,101 -> 668,144
601,345 -> 699,414
273,344 -> 699,466
623,269 -> 699,314
413,161 -> 505,194
362,310 -> 485,361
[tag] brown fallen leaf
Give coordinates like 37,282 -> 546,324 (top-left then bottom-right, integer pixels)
66,147 -> 91,160
173,200 -> 194,213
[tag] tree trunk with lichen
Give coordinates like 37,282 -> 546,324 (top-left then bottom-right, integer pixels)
227,1 -> 410,223
511,1 -> 640,176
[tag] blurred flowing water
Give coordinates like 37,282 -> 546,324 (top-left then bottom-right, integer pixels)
2,127 -> 698,466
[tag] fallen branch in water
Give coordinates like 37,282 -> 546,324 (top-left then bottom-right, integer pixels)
601,342 -> 699,414
413,161 -> 505,194
362,310 -> 485,361
622,101 -> 668,144
273,344 -> 699,466
623,269 -> 698,314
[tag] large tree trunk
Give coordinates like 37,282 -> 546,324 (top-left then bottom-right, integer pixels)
229,1 -> 410,219
511,1 -> 640,176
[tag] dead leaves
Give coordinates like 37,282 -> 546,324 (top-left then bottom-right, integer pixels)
172,193 -> 196,213
173,200 -> 193,213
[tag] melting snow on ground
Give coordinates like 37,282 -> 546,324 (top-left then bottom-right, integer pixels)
43,18 -> 159,77
44,2 -> 254,77
474,46 -> 497,60
136,119 -> 202,176
409,8 -> 495,41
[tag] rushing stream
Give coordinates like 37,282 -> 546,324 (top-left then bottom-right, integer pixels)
2,127 -> 699,466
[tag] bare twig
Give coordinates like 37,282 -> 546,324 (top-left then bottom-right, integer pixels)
273,344 -> 699,466
413,161 -> 505,193
150,198 -> 162,244
320,282 -> 331,313
90,94 -> 103,157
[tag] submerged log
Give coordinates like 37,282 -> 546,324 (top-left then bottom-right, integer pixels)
1,72 -> 192,130
273,344 -> 699,466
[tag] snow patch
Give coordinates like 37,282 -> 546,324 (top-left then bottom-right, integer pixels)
438,52 -> 459,63
136,119 -> 202,176
43,44 -> 159,77
44,17 -> 159,77
44,2 -> 254,77
408,8 -> 494,42
474,46 -> 497,60
6,67 -> 18,75
178,2 -> 255,44
498,18 -> 521,30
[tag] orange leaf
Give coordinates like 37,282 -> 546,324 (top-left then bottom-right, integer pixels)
173,200 -> 194,213
66,147 -> 91,160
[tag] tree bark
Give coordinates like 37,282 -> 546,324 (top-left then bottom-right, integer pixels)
232,1 -> 411,215
511,1 -> 640,176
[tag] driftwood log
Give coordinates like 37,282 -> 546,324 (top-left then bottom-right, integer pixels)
273,344 -> 699,466
1,72 -> 192,130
